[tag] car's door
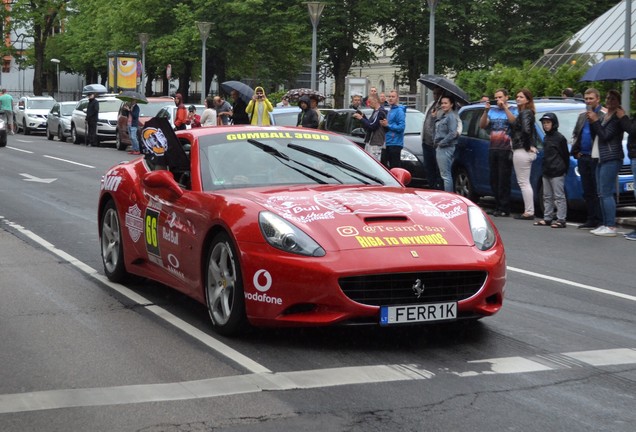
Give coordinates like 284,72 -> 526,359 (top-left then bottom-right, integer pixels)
73,100 -> 88,136
138,169 -> 200,297
457,108 -> 492,196
48,103 -> 60,131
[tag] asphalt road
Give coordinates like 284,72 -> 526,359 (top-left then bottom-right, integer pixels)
1,133 -> 635,431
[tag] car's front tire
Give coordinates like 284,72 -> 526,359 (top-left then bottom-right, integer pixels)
47,125 -> 54,140
0,132 -> 6,147
454,167 -> 480,203
100,200 -> 128,282
116,130 -> 127,151
71,124 -> 82,144
58,126 -> 65,142
23,119 -> 30,135
204,232 -> 248,336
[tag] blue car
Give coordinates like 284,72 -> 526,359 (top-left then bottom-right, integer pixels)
453,99 -> 635,210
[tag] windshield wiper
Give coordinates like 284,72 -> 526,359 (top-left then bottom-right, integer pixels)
247,139 -> 340,184
287,143 -> 384,185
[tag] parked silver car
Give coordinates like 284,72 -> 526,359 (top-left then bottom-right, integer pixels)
46,101 -> 76,142
71,95 -> 122,145
14,96 -> 57,135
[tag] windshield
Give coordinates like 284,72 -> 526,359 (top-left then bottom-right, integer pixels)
27,99 -> 56,110
60,104 -> 75,116
270,111 -> 300,126
98,100 -> 123,113
358,108 -> 423,134
139,102 -> 171,117
198,130 -> 401,190
540,108 -> 580,144
405,110 -> 424,134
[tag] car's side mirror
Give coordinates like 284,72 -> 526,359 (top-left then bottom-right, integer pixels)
390,168 -> 412,186
142,170 -> 184,199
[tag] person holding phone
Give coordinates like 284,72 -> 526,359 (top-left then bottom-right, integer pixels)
246,86 -> 273,126
479,88 -> 518,217
570,88 -> 604,229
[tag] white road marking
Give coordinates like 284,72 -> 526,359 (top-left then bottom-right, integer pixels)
0,348 -> 634,414
508,266 -> 636,302
563,348 -> 636,366
456,357 -> 553,377
43,154 -> 95,168
0,218 -> 271,376
1,217 -> 635,414
6,146 -> 33,153
19,173 -> 57,183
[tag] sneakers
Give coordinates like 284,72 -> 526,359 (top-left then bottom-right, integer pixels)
589,225 -> 605,234
624,230 -> 636,241
592,226 -> 616,237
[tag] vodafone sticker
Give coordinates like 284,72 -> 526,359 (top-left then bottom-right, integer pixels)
253,269 -> 272,292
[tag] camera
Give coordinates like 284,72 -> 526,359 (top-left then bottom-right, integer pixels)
355,109 -> 363,115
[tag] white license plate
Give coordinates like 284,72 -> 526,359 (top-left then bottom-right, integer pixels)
626,182 -> 634,192
380,302 -> 457,325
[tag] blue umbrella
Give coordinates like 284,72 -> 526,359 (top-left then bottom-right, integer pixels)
579,58 -> 636,82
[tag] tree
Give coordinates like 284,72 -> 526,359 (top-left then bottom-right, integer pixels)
0,1 -> 69,95
318,0 -> 389,107
382,0 -> 620,94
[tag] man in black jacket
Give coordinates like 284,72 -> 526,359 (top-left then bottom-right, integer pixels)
570,88 -> 603,229
85,92 -> 99,147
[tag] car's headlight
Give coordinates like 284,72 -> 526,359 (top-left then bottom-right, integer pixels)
259,211 -> 326,257
468,206 -> 496,251
400,148 -> 419,162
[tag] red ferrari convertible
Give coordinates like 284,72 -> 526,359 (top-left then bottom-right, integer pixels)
98,122 -> 505,336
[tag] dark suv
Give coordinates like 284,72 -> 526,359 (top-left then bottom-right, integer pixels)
454,99 -> 635,209
321,108 -> 426,186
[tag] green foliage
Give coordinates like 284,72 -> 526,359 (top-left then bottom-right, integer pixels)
456,63 -> 589,101
5,0 -> 624,102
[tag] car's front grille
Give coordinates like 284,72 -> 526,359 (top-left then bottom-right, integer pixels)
339,271 -> 487,306
619,164 -> 633,176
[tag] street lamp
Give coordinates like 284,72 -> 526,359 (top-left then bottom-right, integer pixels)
196,22 -> 211,104
138,33 -> 149,95
426,0 -> 439,106
307,2 -> 325,91
50,58 -> 60,99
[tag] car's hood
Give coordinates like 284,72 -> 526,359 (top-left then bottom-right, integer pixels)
240,186 -> 476,250
98,112 -> 119,120
25,109 -> 52,116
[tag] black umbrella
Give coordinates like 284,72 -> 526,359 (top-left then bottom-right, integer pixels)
579,58 -> 636,82
116,90 -> 148,104
220,81 -> 254,104
418,74 -> 470,105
